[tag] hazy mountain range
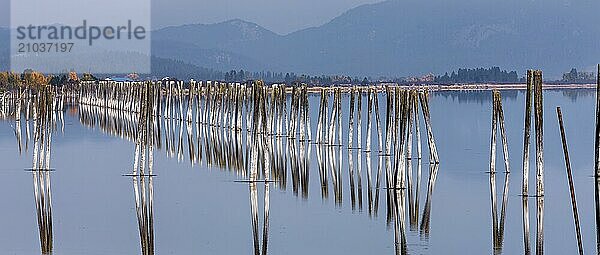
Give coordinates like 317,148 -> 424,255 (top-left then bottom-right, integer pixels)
3,0 -> 600,79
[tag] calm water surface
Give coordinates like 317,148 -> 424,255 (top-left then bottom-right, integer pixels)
0,89 -> 597,254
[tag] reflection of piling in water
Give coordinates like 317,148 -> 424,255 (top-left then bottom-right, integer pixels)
249,181 -> 271,255
522,195 -> 531,255
388,188 -> 407,255
301,139 -> 311,198
129,82 -> 158,255
488,91 -> 510,253
29,88 -> 56,255
596,176 -> 600,253
536,196 -> 545,255
316,144 -> 329,199
557,107 -> 584,255
348,122 -> 356,209
289,137 -> 300,195
497,171 -> 509,252
329,145 -> 343,205
489,170 -> 510,253
74,81 -> 446,221
132,172 -> 155,255
32,165 -> 53,255
419,163 -> 440,238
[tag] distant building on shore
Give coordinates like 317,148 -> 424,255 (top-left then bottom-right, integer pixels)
404,73 -> 435,83
104,77 -> 134,82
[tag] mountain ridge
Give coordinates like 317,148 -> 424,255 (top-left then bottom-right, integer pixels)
152,0 -> 600,78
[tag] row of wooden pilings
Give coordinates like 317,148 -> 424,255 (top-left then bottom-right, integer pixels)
8,86 -> 59,254
488,67 -> 600,255
77,80 -> 441,182
70,80 -> 446,255
2,79 -> 444,255
1,85 -> 75,122
488,70 -> 547,255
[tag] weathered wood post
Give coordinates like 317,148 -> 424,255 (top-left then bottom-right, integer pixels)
594,64 -> 600,254
522,196 -> 531,255
523,70 -> 533,196
533,70 -> 544,197
349,87 -> 355,149
556,107 -> 584,255
490,91 -> 498,174
532,70 -> 544,255
357,87 -> 363,150
497,92 -> 510,174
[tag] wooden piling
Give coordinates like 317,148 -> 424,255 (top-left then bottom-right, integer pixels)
490,91 -> 498,174
357,87 -> 363,150
594,63 -> 600,254
533,70 -> 544,197
373,88 -> 383,153
557,107 -> 584,255
349,87 -> 355,149
522,196 -> 531,255
523,70 -> 533,196
419,91 -> 439,164
497,92 -> 510,174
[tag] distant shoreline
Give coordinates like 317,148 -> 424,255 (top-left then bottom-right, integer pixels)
420,83 -> 596,91
304,83 -> 596,93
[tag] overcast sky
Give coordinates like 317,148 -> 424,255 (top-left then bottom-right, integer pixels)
0,0 -> 383,34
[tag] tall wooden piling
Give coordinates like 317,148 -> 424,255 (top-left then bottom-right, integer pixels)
556,107 -> 584,255
522,196 -> 531,254
497,92 -> 510,174
357,87 -> 363,150
349,87 -> 355,149
532,70 -> 545,255
490,91 -> 499,174
374,89 -> 383,153
523,70 -> 533,196
595,63 -> 600,254
419,91 -> 439,164
533,70 -> 544,197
